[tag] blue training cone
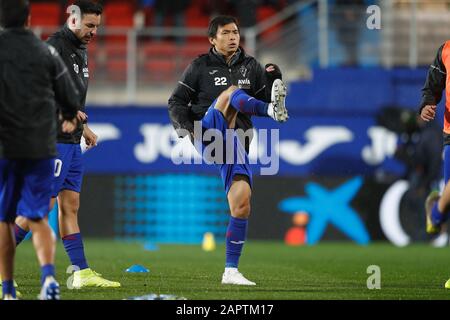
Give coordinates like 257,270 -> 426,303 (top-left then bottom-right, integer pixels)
125,264 -> 149,273
143,243 -> 159,251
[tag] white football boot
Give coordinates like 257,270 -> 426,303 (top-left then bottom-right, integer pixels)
221,268 -> 256,286
267,79 -> 288,123
38,276 -> 60,300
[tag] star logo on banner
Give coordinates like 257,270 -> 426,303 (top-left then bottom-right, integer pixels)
278,177 -> 370,245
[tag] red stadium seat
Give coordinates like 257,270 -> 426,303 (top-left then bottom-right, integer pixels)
101,42 -> 128,82
103,2 -> 135,27
185,13 -> 209,28
106,60 -> 128,82
103,2 -> 135,44
185,4 -> 203,20
143,59 -> 177,83
104,44 -> 128,58
257,6 -> 282,40
178,44 -> 210,69
142,7 -> 154,27
140,42 -> 177,58
138,42 -> 178,83
179,44 -> 210,59
184,5 -> 209,43
87,43 -> 99,78
30,3 -> 61,27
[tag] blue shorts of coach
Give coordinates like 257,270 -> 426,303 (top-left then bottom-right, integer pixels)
0,158 -> 54,222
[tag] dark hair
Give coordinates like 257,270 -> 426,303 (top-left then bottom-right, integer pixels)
72,0 -> 103,16
207,15 -> 239,38
0,0 -> 29,28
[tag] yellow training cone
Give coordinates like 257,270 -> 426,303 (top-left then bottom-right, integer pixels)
202,232 -> 216,252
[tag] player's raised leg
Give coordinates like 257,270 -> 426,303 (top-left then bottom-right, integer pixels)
225,81 -> 288,122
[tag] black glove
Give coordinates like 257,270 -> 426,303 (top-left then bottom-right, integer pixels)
265,63 -> 282,81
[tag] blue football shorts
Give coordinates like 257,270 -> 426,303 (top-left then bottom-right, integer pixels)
196,100 -> 253,194
52,143 -> 84,197
0,158 -> 54,222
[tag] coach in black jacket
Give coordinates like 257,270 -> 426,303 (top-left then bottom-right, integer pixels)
0,0 -> 78,300
0,23 -> 79,160
47,25 -> 91,145
13,0 -> 121,289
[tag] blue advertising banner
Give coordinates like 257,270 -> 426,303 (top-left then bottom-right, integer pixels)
82,107 -> 406,176
287,68 -> 432,113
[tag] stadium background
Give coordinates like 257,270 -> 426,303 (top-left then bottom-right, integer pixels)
28,0 -> 449,247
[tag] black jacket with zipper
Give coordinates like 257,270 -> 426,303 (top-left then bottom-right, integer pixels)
168,47 -> 276,142
47,25 -> 89,144
0,28 -> 79,159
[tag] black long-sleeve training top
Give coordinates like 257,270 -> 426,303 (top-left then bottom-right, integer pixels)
0,28 -> 79,159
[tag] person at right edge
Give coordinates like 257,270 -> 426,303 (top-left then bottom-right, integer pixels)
420,40 -> 450,289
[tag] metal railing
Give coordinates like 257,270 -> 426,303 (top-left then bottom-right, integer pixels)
381,0 -> 450,68
31,0 -> 450,105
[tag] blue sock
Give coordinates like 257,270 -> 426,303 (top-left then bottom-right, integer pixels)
14,224 -> 29,246
62,233 -> 89,270
225,217 -> 248,268
230,89 -> 269,117
431,203 -> 448,226
41,264 -> 55,285
1,280 -> 16,298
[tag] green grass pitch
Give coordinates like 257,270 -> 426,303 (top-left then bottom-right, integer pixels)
12,240 -> 450,300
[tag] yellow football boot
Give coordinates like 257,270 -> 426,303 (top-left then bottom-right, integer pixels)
0,276 -> 22,298
71,268 -> 121,289
425,190 -> 442,235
